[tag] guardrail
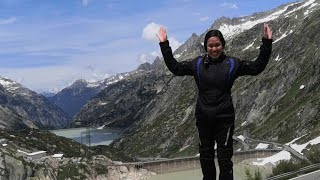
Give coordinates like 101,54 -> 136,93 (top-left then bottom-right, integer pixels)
266,163 -> 320,180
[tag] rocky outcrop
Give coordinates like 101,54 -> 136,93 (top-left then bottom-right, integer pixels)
105,165 -> 155,180
0,129 -> 144,180
0,152 -> 154,180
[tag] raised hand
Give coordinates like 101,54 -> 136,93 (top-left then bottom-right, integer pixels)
263,23 -> 272,39
157,26 -> 168,42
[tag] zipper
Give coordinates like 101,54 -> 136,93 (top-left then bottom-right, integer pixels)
224,127 -> 231,146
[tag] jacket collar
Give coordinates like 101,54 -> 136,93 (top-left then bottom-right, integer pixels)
207,53 -> 226,63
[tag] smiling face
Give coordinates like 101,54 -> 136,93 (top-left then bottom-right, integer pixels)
207,36 -> 224,59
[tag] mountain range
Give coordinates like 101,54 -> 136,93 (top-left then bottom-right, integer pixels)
48,74 -> 124,118
0,0 -> 319,160
0,77 -> 70,129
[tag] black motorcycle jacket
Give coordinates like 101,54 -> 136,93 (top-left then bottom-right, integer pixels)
159,38 -> 272,119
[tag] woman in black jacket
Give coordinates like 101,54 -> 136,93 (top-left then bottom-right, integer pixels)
157,23 -> 272,180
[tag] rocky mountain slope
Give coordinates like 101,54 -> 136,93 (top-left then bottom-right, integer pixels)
0,77 -> 70,129
71,67 -> 167,128
72,0 -> 320,158
0,129 -> 142,180
49,73 -> 141,119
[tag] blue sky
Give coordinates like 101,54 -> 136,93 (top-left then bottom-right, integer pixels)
0,0 -> 299,92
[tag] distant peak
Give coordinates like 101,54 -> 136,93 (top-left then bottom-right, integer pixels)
137,62 -> 153,71
0,77 -> 22,93
191,33 -> 198,38
69,79 -> 88,88
76,79 -> 87,83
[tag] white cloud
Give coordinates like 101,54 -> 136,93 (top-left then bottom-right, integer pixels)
150,51 -> 160,57
82,0 -> 91,7
200,16 -> 209,21
142,22 -> 163,42
88,73 -> 110,83
138,54 -> 152,64
220,3 -> 238,9
141,22 -> 181,60
137,51 -> 161,64
168,37 -> 182,51
0,17 -> 17,25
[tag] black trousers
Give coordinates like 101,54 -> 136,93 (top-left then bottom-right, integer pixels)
196,116 -> 234,180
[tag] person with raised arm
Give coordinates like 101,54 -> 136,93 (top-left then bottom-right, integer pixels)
157,23 -> 272,180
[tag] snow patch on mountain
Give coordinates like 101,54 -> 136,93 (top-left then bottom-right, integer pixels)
86,81 -> 100,88
255,143 -> 269,150
219,4 -> 291,40
252,150 -> 291,166
85,73 -> 128,89
241,121 -> 248,126
288,136 -> 320,154
0,78 -> 20,92
274,55 -> 282,62
218,0 -> 319,40
242,39 -> 256,51
284,0 -> 318,17
237,135 -> 246,141
274,30 -> 293,43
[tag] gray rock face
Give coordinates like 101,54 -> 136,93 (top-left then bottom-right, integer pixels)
48,79 -> 101,119
4,155 -> 27,180
0,105 -> 36,130
71,69 -> 171,129
0,78 -> 70,129
0,153 -> 4,178
71,0 -> 320,157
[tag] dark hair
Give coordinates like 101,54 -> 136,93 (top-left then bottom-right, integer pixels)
204,29 -> 225,52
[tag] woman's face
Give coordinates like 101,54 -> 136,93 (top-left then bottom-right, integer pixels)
207,36 -> 223,59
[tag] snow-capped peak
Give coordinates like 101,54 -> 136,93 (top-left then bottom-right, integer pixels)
219,5 -> 290,40
0,77 -> 21,93
218,0 -> 319,40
